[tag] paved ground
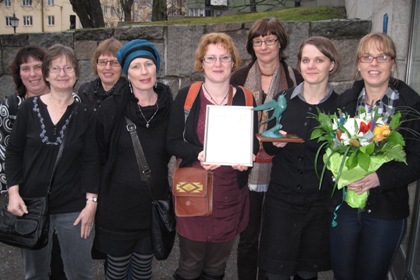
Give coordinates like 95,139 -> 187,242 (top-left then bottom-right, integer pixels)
0,236 -> 334,279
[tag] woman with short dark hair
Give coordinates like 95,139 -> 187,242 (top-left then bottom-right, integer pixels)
231,17 -> 303,280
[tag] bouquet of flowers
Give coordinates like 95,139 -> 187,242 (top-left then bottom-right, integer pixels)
310,107 -> 406,209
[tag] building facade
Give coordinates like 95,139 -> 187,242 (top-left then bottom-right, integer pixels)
0,0 -> 80,34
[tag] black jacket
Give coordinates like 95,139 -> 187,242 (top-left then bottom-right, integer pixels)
335,79 -> 420,219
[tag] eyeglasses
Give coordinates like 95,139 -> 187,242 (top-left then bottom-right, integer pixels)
252,38 -> 278,47
202,55 -> 232,64
359,55 -> 393,63
97,59 -> 120,67
49,66 -> 75,74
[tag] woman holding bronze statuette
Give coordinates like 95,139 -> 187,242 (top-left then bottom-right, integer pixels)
167,32 -> 259,280
230,17 -> 303,280
259,36 -> 340,280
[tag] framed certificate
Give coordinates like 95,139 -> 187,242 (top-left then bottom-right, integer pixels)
203,105 -> 254,166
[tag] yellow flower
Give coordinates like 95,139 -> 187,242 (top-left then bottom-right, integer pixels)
372,124 -> 391,142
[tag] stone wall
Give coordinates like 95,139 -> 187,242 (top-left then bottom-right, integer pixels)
0,19 -> 371,99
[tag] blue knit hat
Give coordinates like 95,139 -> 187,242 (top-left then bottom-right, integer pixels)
116,39 -> 161,76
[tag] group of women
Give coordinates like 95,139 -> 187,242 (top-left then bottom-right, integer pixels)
1,16 -> 419,280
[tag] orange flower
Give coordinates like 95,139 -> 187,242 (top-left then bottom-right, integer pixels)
372,124 -> 391,142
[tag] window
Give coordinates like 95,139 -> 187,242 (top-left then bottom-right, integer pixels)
189,8 -> 205,17
23,16 -> 33,26
48,15 -> 55,26
48,0 -> 54,6
22,0 -> 32,6
103,5 -> 108,15
5,16 -> 12,26
5,0 -> 12,7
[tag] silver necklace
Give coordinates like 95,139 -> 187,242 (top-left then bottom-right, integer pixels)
138,103 -> 159,128
203,83 -> 230,105
129,82 -> 159,128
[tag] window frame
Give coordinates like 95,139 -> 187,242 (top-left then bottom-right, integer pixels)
22,15 -> 33,26
22,0 -> 32,7
47,15 -> 55,26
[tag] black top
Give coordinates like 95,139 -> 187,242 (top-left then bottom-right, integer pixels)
5,96 -> 100,214
78,77 -> 127,112
95,82 -> 172,244
263,87 -> 338,195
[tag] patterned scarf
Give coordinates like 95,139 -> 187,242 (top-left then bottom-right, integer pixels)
244,61 -> 291,191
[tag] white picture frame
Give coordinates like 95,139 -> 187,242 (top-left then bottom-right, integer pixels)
203,105 -> 254,166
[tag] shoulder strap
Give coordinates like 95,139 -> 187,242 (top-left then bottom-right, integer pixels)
182,82 -> 203,141
239,86 -> 254,106
125,117 -> 155,200
184,82 -> 203,111
5,94 -> 19,120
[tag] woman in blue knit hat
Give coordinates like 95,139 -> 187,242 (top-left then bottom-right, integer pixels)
94,39 -> 173,279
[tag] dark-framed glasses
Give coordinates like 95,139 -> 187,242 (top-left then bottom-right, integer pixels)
202,55 -> 232,64
49,66 -> 75,73
359,55 -> 393,63
97,59 -> 120,67
252,38 -> 278,47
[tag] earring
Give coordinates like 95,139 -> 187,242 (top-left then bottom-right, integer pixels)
128,80 -> 133,93
154,81 -> 158,89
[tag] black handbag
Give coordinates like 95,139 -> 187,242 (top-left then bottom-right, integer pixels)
126,117 -> 176,260
0,136 -> 65,250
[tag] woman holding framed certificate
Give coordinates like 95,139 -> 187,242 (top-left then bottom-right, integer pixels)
167,32 -> 259,280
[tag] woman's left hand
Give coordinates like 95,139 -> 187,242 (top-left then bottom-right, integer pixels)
74,197 -> 97,239
198,151 -> 221,171
347,172 -> 380,194
232,164 -> 249,171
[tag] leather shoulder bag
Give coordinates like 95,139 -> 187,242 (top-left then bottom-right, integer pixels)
125,117 -> 176,260
0,136 -> 65,249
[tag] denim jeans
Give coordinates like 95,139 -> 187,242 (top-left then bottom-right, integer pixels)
21,212 -> 95,280
330,202 -> 406,280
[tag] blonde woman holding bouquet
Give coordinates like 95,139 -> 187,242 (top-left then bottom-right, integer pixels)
331,33 -> 420,280
258,36 -> 340,280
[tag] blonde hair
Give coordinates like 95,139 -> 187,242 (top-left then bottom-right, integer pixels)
353,32 -> 397,79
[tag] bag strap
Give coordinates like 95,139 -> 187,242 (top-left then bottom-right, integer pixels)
125,117 -> 155,201
239,86 -> 254,106
5,94 -> 19,120
48,137 -> 65,194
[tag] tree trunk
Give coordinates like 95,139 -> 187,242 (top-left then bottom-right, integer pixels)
120,0 -> 134,22
152,0 -> 168,21
250,0 -> 257,12
69,0 -> 105,28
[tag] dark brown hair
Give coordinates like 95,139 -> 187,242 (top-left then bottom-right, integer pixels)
10,46 -> 46,97
246,17 -> 289,61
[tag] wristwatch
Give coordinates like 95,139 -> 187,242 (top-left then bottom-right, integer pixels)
86,197 -> 98,202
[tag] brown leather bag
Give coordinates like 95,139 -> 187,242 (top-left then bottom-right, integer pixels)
172,165 -> 213,217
